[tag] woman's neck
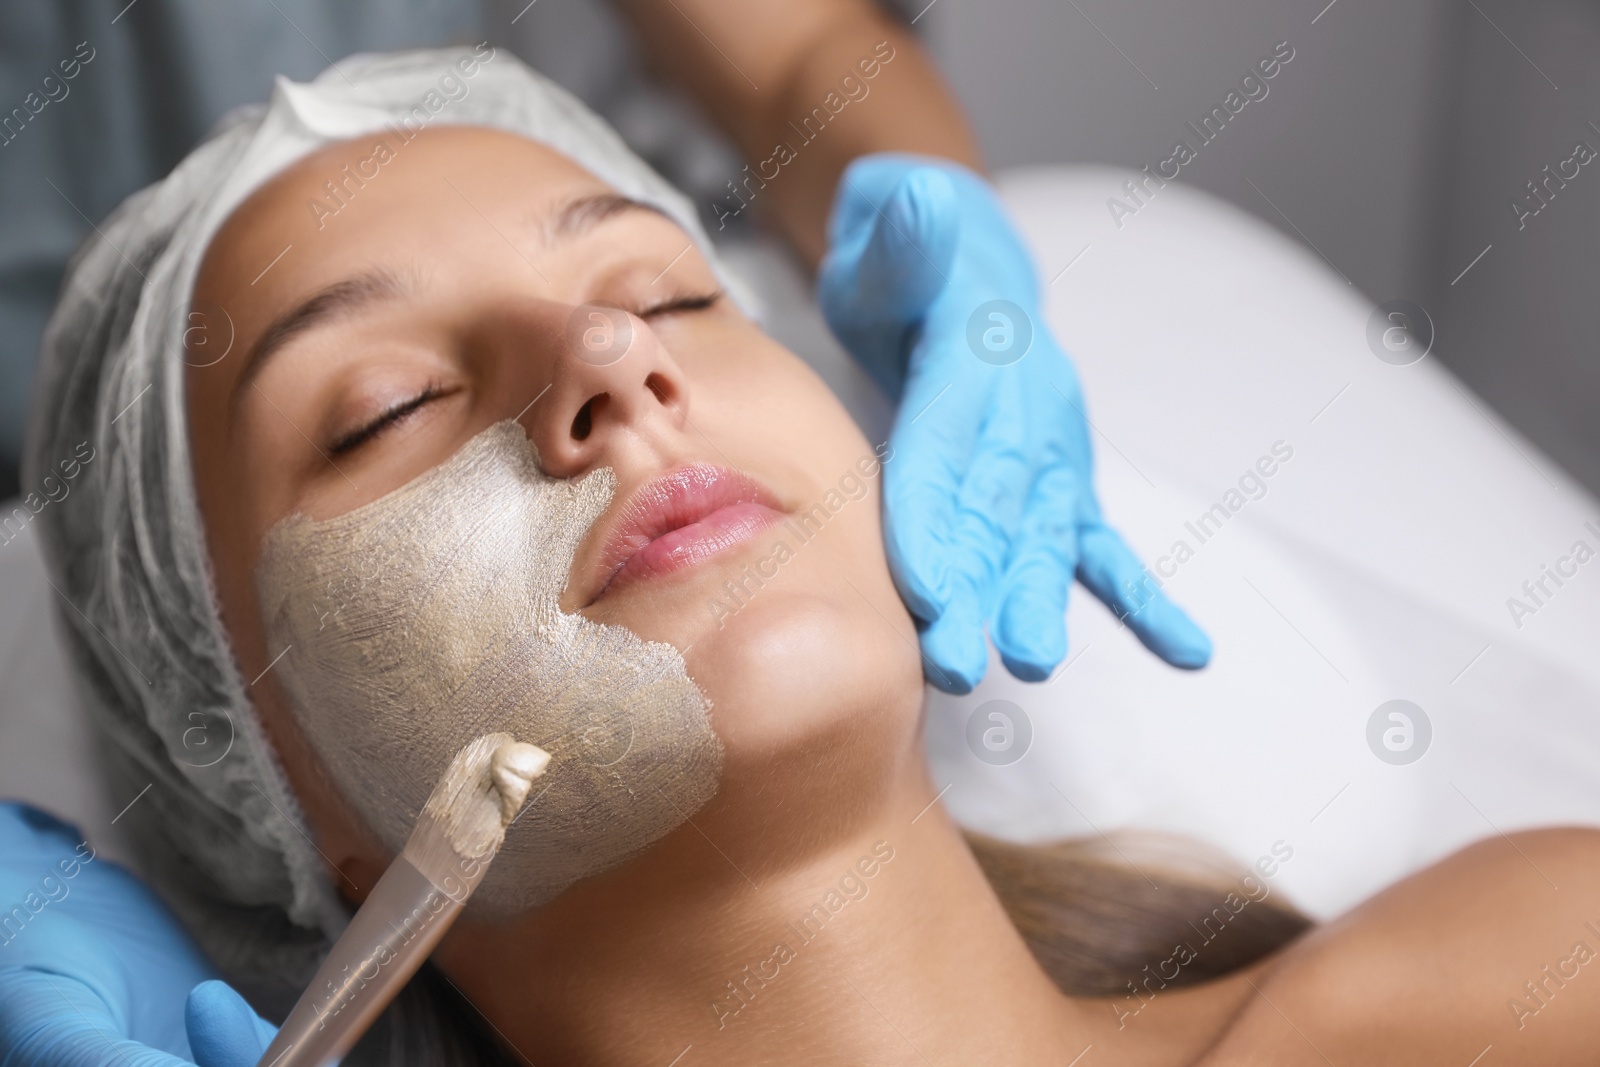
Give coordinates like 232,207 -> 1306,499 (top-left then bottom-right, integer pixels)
438,760 -> 1254,1066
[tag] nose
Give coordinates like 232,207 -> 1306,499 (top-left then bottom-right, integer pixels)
526,304 -> 690,477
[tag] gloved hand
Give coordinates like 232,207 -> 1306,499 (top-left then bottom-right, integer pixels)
819,153 -> 1212,692
0,802 -> 278,1066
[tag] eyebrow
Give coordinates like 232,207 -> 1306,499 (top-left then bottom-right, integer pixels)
233,267 -> 409,402
545,192 -> 673,243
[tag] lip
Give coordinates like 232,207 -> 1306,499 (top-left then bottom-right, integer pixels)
586,464 -> 784,604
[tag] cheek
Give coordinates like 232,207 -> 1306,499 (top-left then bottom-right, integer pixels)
678,323 -> 871,466
690,577 -> 920,780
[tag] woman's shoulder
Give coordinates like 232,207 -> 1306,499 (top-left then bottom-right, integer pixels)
1193,827 -> 1600,1066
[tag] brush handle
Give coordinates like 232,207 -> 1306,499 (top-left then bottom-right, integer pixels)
254,857 -> 464,1067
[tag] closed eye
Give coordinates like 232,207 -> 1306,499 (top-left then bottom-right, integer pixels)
638,291 -> 722,318
329,382 -> 447,455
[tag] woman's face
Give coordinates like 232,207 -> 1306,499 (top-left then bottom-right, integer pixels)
186,126 -> 923,897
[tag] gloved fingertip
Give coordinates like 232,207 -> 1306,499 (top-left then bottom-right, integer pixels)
998,652 -> 1053,684
888,169 -> 959,257
854,171 -> 958,321
886,536 -> 950,623
187,980 -> 271,1067
899,577 -> 947,626
1163,626 -> 1213,670
918,600 -> 989,694
925,659 -> 980,696
1129,598 -> 1213,670
993,592 -> 1066,683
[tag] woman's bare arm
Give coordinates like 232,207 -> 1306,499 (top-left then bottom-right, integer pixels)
614,0 -> 981,266
1197,828 -> 1600,1066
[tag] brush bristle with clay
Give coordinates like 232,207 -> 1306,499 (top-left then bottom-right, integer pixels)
256,733 -> 549,1067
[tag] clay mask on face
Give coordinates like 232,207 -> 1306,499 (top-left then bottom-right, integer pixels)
255,420 -> 723,915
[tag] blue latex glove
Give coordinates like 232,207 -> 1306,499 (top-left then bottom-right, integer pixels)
819,153 -> 1212,692
0,802 -> 278,1066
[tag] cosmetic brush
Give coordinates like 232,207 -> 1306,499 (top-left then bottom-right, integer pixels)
256,732 -> 550,1067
